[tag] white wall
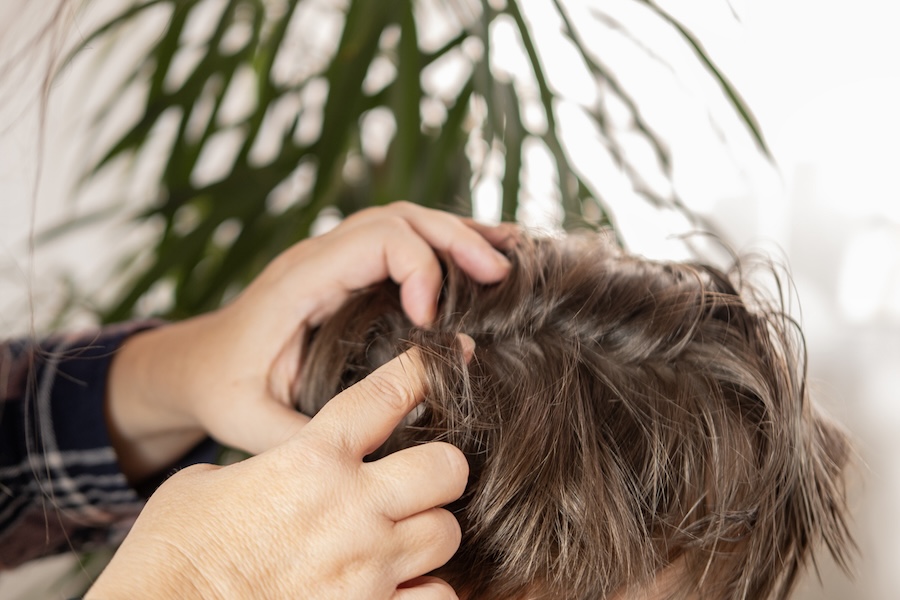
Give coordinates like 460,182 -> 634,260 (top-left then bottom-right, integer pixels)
684,3 -> 900,597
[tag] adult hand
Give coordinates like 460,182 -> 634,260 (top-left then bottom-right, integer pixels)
89,342 -> 472,600
105,202 -> 515,482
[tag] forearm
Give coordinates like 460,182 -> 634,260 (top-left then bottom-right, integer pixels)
105,319 -> 211,485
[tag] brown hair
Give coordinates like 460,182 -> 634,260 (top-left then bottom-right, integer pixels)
297,233 -> 852,600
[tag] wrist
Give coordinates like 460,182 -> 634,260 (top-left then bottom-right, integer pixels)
106,322 -> 208,484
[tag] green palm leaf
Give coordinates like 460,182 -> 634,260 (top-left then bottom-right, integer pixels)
59,0 -> 768,321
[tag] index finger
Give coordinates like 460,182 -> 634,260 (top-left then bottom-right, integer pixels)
304,336 -> 475,459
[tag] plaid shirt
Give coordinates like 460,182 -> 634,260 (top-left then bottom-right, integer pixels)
0,322 -> 217,569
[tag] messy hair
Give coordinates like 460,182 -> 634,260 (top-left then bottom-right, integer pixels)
297,233 -> 852,600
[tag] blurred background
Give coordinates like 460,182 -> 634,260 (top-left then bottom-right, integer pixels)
1,0 -> 897,597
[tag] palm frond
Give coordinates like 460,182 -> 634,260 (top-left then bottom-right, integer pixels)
58,0 -> 768,321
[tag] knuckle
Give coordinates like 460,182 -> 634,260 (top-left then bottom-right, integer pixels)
364,371 -> 417,415
173,463 -> 217,478
390,199 -> 415,212
379,214 -> 415,238
302,424 -> 361,468
285,439 -> 334,471
346,204 -> 377,221
157,463 -> 216,493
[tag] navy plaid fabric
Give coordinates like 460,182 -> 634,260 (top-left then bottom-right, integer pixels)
0,322 -> 218,569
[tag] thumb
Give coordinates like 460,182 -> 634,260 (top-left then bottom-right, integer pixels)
226,401 -> 311,455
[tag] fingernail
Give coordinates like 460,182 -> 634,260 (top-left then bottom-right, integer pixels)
457,333 -> 476,362
417,302 -> 437,328
494,251 -> 512,269
498,223 -> 523,250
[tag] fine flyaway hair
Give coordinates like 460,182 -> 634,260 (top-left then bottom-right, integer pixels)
296,232 -> 853,600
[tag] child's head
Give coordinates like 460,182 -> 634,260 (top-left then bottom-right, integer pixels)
297,233 -> 852,600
